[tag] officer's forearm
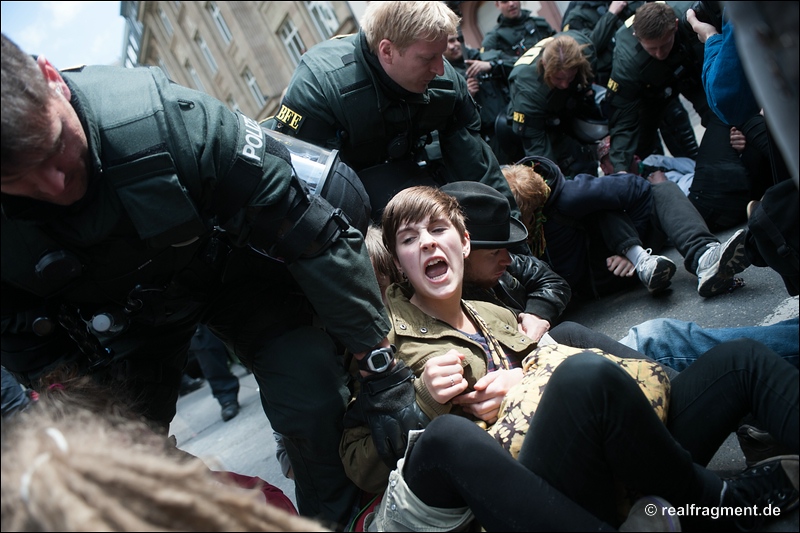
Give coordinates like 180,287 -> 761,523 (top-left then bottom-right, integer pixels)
287,228 -> 390,353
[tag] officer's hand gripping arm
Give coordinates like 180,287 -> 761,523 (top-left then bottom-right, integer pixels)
346,360 -> 431,469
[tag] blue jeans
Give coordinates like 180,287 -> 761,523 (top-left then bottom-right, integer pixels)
1,365 -> 31,418
618,317 -> 799,371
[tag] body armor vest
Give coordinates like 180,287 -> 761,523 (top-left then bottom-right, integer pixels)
2,66 -> 211,303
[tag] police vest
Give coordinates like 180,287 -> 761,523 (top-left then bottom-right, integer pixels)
510,31 -> 596,135
1,66 -> 260,302
275,34 -> 463,171
490,14 -> 555,56
606,5 -> 703,104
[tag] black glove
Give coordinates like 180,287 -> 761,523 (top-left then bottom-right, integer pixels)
345,360 -> 431,469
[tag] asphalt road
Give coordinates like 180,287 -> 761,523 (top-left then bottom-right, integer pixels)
170,220 -> 799,531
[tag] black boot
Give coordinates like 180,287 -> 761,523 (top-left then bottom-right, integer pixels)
737,425 -> 795,467
720,455 -> 799,531
179,374 -> 205,396
220,400 -> 240,422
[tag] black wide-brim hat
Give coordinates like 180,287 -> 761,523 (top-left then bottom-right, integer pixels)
441,181 -> 528,249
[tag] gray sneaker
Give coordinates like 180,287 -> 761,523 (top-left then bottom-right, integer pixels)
636,249 -> 677,294
696,229 -> 750,297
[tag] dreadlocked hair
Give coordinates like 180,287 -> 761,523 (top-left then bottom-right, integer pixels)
1,368 -> 329,532
501,164 -> 551,258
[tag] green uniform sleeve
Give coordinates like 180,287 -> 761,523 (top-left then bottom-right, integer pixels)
606,29 -> 645,172
481,27 -> 501,55
276,61 -> 340,149
590,9 -> 625,54
607,95 -> 642,173
508,61 -> 557,162
179,85 -> 391,354
288,228 -> 391,354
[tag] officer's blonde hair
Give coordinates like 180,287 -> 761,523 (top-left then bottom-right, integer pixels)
632,3 -> 678,41
538,34 -> 593,89
1,370 -> 329,532
361,1 -> 459,53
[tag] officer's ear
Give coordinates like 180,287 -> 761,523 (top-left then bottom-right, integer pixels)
36,55 -> 71,102
378,39 -> 395,65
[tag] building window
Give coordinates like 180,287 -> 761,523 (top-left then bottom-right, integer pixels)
186,60 -> 206,93
158,57 -> 172,80
195,34 -> 218,74
206,1 -> 233,44
279,18 -> 306,66
227,96 -> 242,114
304,1 -> 340,39
242,67 -> 266,108
158,7 -> 174,37
125,32 -> 140,67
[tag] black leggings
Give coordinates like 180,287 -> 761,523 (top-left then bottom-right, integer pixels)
404,339 -> 799,529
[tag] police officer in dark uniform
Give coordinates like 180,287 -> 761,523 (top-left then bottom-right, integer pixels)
507,25 -> 617,177
480,0 -> 556,81
561,1 -> 644,86
0,33 -> 392,528
605,1 -> 758,229
443,31 -> 519,164
270,1 -> 519,221
562,1 -> 696,163
604,1 -> 710,173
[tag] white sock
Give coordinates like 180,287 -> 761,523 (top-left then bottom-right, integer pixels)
624,245 -> 649,266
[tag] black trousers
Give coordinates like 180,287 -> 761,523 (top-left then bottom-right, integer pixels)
189,324 -> 238,406
690,113 -> 756,231
586,177 -> 719,294
403,339 -> 798,529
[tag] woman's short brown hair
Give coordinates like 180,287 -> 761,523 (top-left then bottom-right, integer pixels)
381,186 -> 467,258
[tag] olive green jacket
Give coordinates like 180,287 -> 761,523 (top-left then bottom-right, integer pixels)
339,282 -> 537,494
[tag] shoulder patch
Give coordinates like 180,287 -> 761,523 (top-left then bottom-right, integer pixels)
607,78 -> 619,92
237,113 -> 267,163
625,14 -> 635,28
513,111 -> 525,124
275,104 -> 304,132
60,64 -> 87,72
514,36 -> 551,67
